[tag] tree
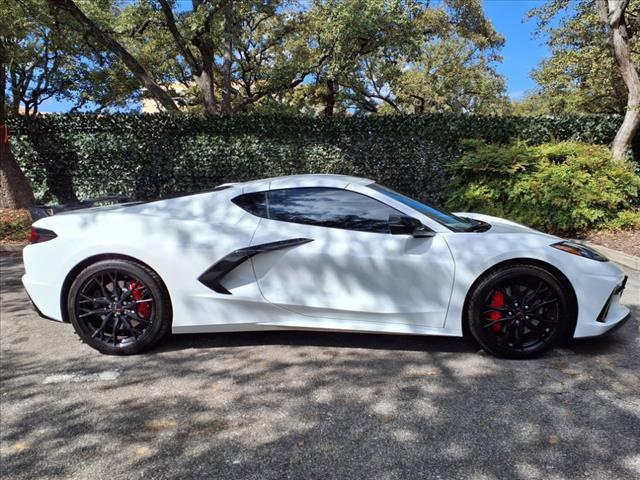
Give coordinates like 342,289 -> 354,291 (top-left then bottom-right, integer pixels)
349,38 -> 507,115
8,0 -> 507,117
0,41 -> 35,209
293,0 -> 505,116
296,0 -> 424,116
222,0 -> 233,115
528,0 -> 639,158
3,0 -> 73,116
597,0 -> 640,159
225,0 -> 310,113
46,0 -> 179,111
153,0 -> 307,115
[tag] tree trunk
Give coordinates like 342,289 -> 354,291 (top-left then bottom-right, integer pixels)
193,17 -> 218,115
0,143 -> 36,209
613,109 -> 640,159
324,79 -> 336,116
597,0 -> 640,160
195,70 -> 217,115
158,0 -> 217,114
0,51 -> 35,209
48,0 -> 179,112
222,0 -> 234,115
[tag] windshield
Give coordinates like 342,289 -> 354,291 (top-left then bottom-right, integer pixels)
369,184 -> 475,232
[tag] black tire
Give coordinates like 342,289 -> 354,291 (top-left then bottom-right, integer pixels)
467,264 -> 573,359
67,259 -> 171,355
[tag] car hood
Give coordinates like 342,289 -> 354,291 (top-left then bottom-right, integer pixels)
454,212 -> 561,239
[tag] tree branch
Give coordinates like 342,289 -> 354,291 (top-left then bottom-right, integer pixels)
46,0 -> 179,111
157,0 -> 201,73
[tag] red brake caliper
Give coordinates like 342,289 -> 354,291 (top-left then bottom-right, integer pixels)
489,291 -> 505,333
128,281 -> 150,320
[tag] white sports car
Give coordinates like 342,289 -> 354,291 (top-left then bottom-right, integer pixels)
22,174 -> 630,358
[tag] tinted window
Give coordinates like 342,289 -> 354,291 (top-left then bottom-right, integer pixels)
369,184 -> 474,232
232,192 -> 267,217
267,188 -> 399,233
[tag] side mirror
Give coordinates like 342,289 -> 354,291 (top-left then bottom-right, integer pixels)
388,215 -> 435,238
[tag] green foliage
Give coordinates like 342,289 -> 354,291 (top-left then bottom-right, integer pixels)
4,0 -> 511,116
375,37 -> 509,115
7,113 -> 626,216
299,0 -> 507,115
604,210 -> 640,231
447,140 -> 640,234
523,0 -> 639,115
0,210 -> 31,243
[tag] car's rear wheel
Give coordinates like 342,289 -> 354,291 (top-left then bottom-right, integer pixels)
467,264 -> 572,359
67,259 -> 171,355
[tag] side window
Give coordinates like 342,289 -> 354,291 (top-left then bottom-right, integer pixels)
232,192 -> 267,217
267,187 -> 398,233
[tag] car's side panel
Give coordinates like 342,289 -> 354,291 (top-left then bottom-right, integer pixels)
250,218 -> 456,330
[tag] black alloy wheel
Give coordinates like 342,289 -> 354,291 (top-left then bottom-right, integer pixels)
468,264 -> 572,358
68,259 -> 171,355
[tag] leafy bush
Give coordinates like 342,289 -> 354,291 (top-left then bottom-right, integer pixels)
0,209 -> 31,243
447,140 -> 640,234
8,113 -> 624,206
604,209 -> 640,231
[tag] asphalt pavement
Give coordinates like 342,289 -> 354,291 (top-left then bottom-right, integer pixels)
1,253 -> 639,480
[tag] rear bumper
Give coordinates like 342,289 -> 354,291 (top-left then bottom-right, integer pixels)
22,274 -> 64,322
24,288 -> 59,322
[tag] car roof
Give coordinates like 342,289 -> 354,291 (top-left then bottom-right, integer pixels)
239,174 -> 374,192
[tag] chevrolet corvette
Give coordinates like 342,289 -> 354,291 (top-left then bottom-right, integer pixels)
22,174 -> 630,358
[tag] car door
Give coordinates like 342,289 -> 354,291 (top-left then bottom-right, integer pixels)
245,187 -> 455,330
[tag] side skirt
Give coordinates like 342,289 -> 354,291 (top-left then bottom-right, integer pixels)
173,321 -> 463,337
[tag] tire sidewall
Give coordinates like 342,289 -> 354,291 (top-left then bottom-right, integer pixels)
68,260 -> 169,355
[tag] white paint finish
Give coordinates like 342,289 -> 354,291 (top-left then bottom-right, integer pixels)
23,186 -> 265,327
440,216 -> 628,338
251,219 -> 455,329
22,174 -> 630,342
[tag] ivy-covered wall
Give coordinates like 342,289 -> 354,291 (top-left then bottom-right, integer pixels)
8,114 -> 625,205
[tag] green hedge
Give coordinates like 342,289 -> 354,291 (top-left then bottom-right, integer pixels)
8,113 -> 626,205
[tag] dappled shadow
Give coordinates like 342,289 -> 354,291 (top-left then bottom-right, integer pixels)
2,255 -> 640,479
156,329 -> 478,354
30,178 -> 608,343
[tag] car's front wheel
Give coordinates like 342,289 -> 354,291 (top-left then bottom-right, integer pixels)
67,259 -> 171,355
467,264 -> 573,359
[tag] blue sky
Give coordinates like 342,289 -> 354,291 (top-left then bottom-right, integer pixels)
483,0 -> 549,100
41,0 -> 549,112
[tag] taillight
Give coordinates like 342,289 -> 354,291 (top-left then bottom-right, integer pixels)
29,227 -> 57,244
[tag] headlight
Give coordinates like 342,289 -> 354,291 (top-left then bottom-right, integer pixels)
550,241 -> 608,262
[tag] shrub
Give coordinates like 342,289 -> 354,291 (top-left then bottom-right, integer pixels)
0,209 -> 31,243
447,141 -> 640,234
604,209 -> 640,231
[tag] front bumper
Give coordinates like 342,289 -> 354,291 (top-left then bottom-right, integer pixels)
574,275 -> 631,338
601,311 -> 632,337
